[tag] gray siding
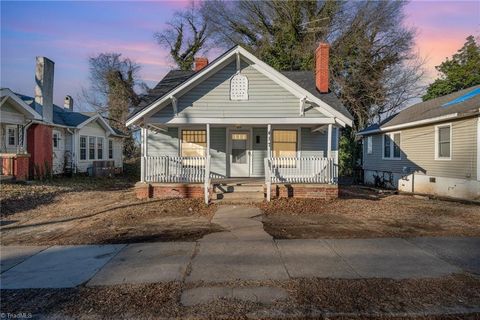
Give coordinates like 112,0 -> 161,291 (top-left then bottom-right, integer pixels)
153,59 -> 327,119
301,128 -> 326,157
147,127 -> 179,157
363,117 -> 478,180
210,127 -> 226,177
252,127 -> 267,176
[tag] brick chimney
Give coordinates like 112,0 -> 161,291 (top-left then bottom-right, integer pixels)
315,43 -> 329,93
64,95 -> 74,111
194,57 -> 208,72
35,56 -> 55,123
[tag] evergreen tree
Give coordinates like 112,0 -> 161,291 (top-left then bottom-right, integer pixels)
423,36 -> 480,101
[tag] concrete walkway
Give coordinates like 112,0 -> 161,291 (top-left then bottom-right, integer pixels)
1,205 -> 479,291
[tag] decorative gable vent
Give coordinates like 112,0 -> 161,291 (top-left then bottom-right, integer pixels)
230,73 -> 248,101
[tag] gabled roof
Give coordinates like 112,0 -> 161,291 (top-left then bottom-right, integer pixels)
0,88 -> 43,120
127,45 -> 353,127
280,71 -> 352,121
358,85 -> 480,135
12,92 -> 126,136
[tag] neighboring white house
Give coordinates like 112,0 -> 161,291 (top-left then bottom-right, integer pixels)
1,57 -> 125,179
358,85 -> 480,200
128,44 -> 353,203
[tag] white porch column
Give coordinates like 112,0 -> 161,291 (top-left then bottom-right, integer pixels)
267,124 -> 272,158
204,123 -> 210,204
327,124 -> 332,159
141,126 -> 147,182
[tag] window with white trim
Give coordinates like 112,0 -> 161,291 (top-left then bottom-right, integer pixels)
273,130 -> 297,157
53,131 -> 59,149
6,125 -> 17,146
366,136 -> 372,154
435,124 -> 451,160
88,137 -> 96,160
108,139 -> 113,159
80,136 -> 87,160
383,132 -> 401,159
181,130 -> 206,157
97,137 -> 104,160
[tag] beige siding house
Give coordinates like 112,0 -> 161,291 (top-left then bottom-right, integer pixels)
358,85 -> 480,200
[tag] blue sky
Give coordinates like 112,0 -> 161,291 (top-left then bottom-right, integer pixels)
1,0 -> 479,110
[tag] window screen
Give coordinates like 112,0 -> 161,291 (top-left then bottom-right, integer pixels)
97,137 -> 103,160
109,140 -> 113,159
393,133 -> 401,158
383,134 -> 391,158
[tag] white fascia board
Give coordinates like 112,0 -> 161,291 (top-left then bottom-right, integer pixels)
150,117 -> 335,125
0,88 -> 42,120
357,113 -> 460,135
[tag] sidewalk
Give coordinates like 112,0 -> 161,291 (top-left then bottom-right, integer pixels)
1,205 -> 479,290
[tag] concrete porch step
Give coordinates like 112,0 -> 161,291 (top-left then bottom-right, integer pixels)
214,191 -> 265,200
213,184 -> 264,194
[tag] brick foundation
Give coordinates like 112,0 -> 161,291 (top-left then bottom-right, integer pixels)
1,153 -> 30,180
267,184 -> 339,200
135,182 -> 206,200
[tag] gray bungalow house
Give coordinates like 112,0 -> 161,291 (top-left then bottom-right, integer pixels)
358,85 -> 480,200
127,44 -> 353,203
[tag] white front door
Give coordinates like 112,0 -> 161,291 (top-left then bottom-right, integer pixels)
229,131 -> 250,177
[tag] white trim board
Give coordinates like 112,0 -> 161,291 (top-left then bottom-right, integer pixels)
149,117 -> 335,125
126,46 -> 352,127
434,123 -> 452,161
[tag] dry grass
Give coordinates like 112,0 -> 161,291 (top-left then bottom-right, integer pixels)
1,275 -> 479,319
260,186 -> 480,239
0,177 -> 220,245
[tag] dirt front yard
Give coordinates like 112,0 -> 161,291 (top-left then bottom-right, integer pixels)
260,186 -> 480,239
1,178 -> 220,245
2,274 -> 479,319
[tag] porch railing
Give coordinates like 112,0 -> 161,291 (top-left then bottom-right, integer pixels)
264,156 -> 337,201
144,156 -> 207,183
143,155 -> 211,204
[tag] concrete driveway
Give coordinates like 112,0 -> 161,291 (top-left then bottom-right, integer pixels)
1,206 -> 478,289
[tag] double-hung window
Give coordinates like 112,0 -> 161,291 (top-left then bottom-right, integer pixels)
88,137 -> 96,160
181,130 -> 206,166
273,130 -> 298,167
435,124 -> 451,160
383,132 -> 401,160
108,139 -> 113,159
6,125 -> 17,147
366,136 -> 373,154
97,137 -> 103,160
80,136 -> 87,160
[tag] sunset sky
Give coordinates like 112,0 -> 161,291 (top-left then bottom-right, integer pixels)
1,0 -> 479,109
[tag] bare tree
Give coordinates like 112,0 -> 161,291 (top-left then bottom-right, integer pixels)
154,2 -> 209,70
81,53 -> 145,158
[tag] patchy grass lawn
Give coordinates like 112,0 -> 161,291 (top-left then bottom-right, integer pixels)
260,186 -> 480,239
1,177 -> 220,245
1,274 -> 479,319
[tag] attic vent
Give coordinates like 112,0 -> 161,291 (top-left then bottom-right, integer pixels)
230,73 -> 248,101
